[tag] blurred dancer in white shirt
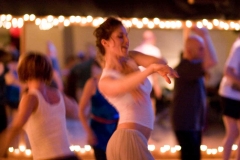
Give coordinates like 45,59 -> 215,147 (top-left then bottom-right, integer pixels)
134,30 -> 166,116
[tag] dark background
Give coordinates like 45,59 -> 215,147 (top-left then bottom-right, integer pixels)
0,0 -> 240,20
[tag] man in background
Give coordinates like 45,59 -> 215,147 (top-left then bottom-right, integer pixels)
134,30 -> 166,116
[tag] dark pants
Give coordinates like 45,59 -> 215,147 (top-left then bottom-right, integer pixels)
93,147 -> 107,160
175,130 -> 202,160
0,105 -> 7,133
49,154 -> 80,160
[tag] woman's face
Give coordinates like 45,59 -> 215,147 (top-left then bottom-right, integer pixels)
106,25 -> 129,57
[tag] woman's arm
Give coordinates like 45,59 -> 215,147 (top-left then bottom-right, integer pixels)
225,66 -> 240,86
63,94 -> 79,119
78,78 -> 97,145
99,63 -> 178,97
191,27 -> 218,70
0,94 -> 37,156
52,70 -> 64,91
129,50 -> 167,67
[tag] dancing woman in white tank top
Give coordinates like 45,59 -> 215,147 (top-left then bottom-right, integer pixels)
93,17 -> 179,160
0,52 -> 80,160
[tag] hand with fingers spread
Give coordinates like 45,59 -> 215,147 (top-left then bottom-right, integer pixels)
149,63 -> 179,84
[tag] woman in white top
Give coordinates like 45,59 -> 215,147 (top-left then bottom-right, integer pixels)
219,35 -> 240,160
93,17 -> 178,160
0,52 -> 80,160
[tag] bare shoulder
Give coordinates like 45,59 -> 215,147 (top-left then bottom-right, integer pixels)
87,77 -> 96,85
20,92 -> 38,109
84,77 -> 97,94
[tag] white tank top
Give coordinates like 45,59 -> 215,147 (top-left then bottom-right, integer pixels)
24,89 -> 73,159
100,69 -> 154,129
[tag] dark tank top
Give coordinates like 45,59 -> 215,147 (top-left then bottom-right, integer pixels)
91,88 -> 119,120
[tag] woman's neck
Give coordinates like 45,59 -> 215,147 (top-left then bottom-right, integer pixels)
27,80 -> 46,91
104,54 -> 126,71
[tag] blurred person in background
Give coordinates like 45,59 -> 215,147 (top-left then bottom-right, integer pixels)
171,26 -> 218,160
0,52 -> 80,160
64,43 -> 97,101
79,59 -> 119,160
218,33 -> 240,160
134,30 -> 165,117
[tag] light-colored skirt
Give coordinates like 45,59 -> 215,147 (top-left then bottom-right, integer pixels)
106,129 -> 154,160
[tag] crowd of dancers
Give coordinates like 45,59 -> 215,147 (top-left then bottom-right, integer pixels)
0,16 -> 239,160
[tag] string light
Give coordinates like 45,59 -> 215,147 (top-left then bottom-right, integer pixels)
1,14 -> 240,30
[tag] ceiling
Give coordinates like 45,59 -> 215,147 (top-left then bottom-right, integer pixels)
0,0 -> 240,20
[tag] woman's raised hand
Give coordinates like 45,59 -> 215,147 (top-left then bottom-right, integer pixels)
150,63 -> 179,84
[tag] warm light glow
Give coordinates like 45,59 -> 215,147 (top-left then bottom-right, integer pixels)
170,147 -> 176,153
163,145 -> 171,151
70,145 -> 81,152
212,149 -> 218,155
39,19 -> 53,30
218,146 -> 224,152
12,18 -> 18,28
80,148 -> 86,153
6,14 -> 12,21
165,21 -> 171,29
136,21 -> 143,28
202,19 -> 208,26
7,144 -> 239,159
24,14 -> 30,21
64,19 -> 70,26
174,145 -> 181,151
160,147 -> 167,153
5,21 -> 11,29
206,149 -> 212,155
14,149 -> 20,154
25,149 -> 32,156
196,21 -> 203,28
86,16 -> 93,22
1,14 -> 6,21
132,18 -> 138,25
58,15 -> 65,22
207,23 -> 213,30
235,24 -> 240,30
1,14 -> 240,31
159,21 -> 165,29
69,16 -> 76,23
148,21 -> 155,29
19,145 -> 26,152
29,14 -> 36,21
18,18 -> 24,28
84,145 -> 91,151
213,19 -> 219,26
153,18 -> 160,24
142,17 -> 149,24
8,147 -> 14,152
53,19 -> 59,26
186,20 -> 192,28
81,17 -> 87,24
35,18 -> 41,25
232,144 -> 238,150
148,144 -> 155,151
201,145 -> 207,151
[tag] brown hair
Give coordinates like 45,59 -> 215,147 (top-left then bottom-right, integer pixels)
17,52 -> 53,83
93,17 -> 123,56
